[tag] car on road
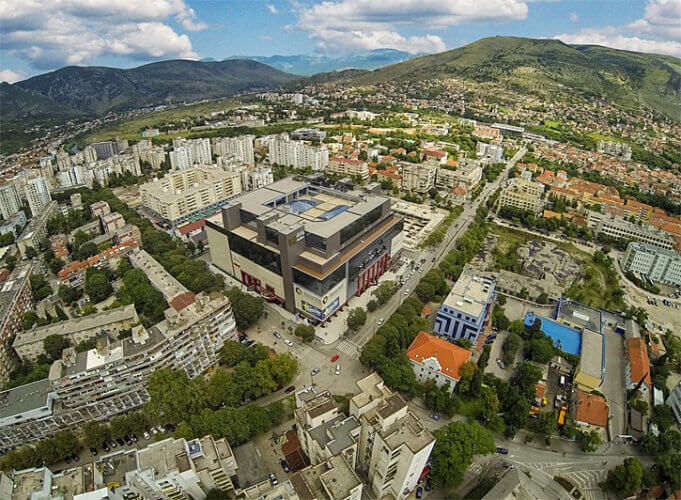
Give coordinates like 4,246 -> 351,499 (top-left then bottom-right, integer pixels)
331,355 -> 339,362
280,460 -> 290,473
285,385 -> 296,393
335,365 -> 341,375
429,413 -> 440,421
284,339 -> 294,347
496,359 -> 506,369
404,289 -> 409,295
377,318 -> 384,326
273,331 -> 282,338
269,473 -> 278,486
311,368 -> 320,376
496,447 -> 509,454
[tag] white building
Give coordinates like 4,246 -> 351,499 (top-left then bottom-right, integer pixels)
327,157 -> 369,179
401,160 -> 437,194
623,242 -> 681,286
406,331 -> 472,393
169,146 -> 193,170
213,135 -> 255,165
269,134 -> 329,171
0,183 -> 22,220
170,138 -> 212,169
667,375 -> 681,424
587,212 -> 675,250
476,142 -> 504,163
498,177 -> 545,214
250,167 -> 274,190
25,176 -> 52,217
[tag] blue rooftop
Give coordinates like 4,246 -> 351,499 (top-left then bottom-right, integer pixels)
524,313 -> 582,355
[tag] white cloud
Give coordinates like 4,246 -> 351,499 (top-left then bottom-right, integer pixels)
0,0 -> 203,70
259,35 -> 273,40
556,0 -> 681,57
569,12 -> 578,23
0,68 -> 26,83
294,0 -> 530,54
267,4 -> 279,14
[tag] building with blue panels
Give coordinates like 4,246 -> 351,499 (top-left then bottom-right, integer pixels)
524,313 -> 582,355
434,271 -> 496,343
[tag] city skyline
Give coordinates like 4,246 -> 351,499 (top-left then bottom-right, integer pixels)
1,0 -> 679,83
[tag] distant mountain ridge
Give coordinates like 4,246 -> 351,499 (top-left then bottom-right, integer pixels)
225,49 -> 422,75
352,36 -> 681,120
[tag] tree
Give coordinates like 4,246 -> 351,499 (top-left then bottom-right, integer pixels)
536,411 -> 558,442
110,415 -> 130,440
347,308 -> 367,332
74,241 -> 98,261
431,421 -> 496,487
373,281 -> 397,305
294,324 -> 315,342
415,281 -> 435,303
82,422 -> 110,448
367,300 -> 378,312
144,368 -> 208,424
197,240 -> 205,253
25,246 -> 37,259
603,457 -> 643,497
43,334 -> 70,361
207,369 -> 240,408
225,287 -> 264,331
501,330 -> 521,366
456,361 -> 477,394
579,430 -> 601,452
269,354 -> 298,384
29,274 -> 52,301
656,453 -> 681,490
52,430 -> 81,459
84,268 -> 113,303
58,284 -> 83,305
22,310 -> 39,330
5,254 -> 17,272
220,341 -> 246,367
527,337 -> 555,364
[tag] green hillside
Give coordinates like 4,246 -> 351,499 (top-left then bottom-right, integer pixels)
352,36 -> 681,120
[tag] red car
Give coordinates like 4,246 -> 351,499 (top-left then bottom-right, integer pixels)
285,385 -> 296,393
331,355 -> 339,362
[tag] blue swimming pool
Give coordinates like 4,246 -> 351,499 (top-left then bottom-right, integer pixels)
524,313 -> 582,355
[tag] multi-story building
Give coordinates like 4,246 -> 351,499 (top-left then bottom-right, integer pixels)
625,337 -> 651,397
401,161 -> 437,194
623,242 -> 681,286
213,135 -> 255,165
291,128 -> 327,141
57,239 -> 138,286
587,212 -> 674,250
251,167 -> 274,190
90,200 -> 111,218
269,135 -> 329,171
0,292 -> 236,451
0,182 -> 22,220
0,263 -> 33,382
476,142 -> 504,163
171,138 -> 212,167
290,454 -> 363,500
129,249 -> 197,311
406,331 -> 472,393
295,390 -> 360,467
12,305 -> 139,362
140,165 -> 242,227
89,140 -> 119,160
350,373 -> 435,499
25,176 -> 52,216
169,147 -> 193,170
126,436 -> 238,498
498,177 -> 545,213
101,212 -> 126,234
597,140 -> 632,160
17,200 -> 58,258
435,161 -> 483,193
206,179 -> 404,343
0,211 -> 27,238
327,157 -> 369,180
667,375 -> 681,424
434,271 -> 496,343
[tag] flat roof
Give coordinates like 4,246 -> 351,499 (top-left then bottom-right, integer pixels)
0,378 -> 52,419
557,298 -> 602,333
442,271 -> 495,318
308,415 -> 360,456
233,442 -> 270,488
380,411 -> 434,454
580,329 -> 605,380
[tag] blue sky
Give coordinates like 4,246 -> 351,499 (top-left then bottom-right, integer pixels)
1,0 -> 680,83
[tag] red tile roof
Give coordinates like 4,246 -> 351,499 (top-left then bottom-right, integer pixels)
178,219 -> 206,235
627,337 -> 651,389
576,391 -> 609,427
406,331 -> 472,380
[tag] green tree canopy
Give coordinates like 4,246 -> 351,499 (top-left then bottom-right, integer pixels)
431,421 -> 495,487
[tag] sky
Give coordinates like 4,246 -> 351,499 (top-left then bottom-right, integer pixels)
1,0 -> 680,83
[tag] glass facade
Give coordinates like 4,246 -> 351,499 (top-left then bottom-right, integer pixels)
305,232 -> 327,252
228,231 -> 282,275
348,219 -> 403,280
265,226 -> 279,246
293,264 -> 346,296
239,209 -> 257,225
340,206 -> 384,247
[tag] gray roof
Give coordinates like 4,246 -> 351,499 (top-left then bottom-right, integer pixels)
579,329 -> 604,381
0,379 -> 53,419
308,415 -> 360,455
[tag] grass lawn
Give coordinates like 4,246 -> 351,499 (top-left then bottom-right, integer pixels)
458,394 -> 484,417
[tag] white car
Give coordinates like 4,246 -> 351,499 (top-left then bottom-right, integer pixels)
143,431 -> 151,440
404,289 -> 409,295
335,365 -> 341,375
377,318 -> 384,326
284,339 -> 294,347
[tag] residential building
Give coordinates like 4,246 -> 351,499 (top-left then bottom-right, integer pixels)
406,331 -> 472,393
90,140 -> 118,160
666,375 -> 681,424
291,128 -> 327,141
269,135 -> 329,171
435,161 -> 483,192
140,165 -> 242,227
290,455 -> 363,500
623,242 -> 681,286
57,239 -> 138,286
597,140 -> 632,160
434,271 -> 496,343
574,391 -> 609,432
129,249 -> 197,311
251,167 -> 274,190
346,110 -> 376,121
587,212 -> 674,250
25,176 -> 52,216
476,142 -> 504,163
170,147 -> 193,170
0,263 -> 33,382
498,177 -> 545,213
90,201 -> 111,218
420,150 -> 448,164
125,436 -> 238,498
625,337 -> 651,396
213,135 -> 255,165
350,373 -> 435,500
491,123 -> 524,136
172,138 -> 212,167
295,390 -> 360,467
0,211 -> 27,238
17,201 -> 58,258
12,305 -> 139,362
101,212 -> 126,234
50,234 -> 69,260
206,179 -> 404,343
327,157 -> 369,180
0,293 -> 236,451
0,183 -> 22,219
401,160 -> 437,194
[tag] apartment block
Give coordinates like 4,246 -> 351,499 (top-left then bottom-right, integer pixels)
434,271 -> 496,343
0,211 -> 27,238
17,201 -> 59,258
290,454 -> 363,500
498,177 -> 545,213
0,182 -> 22,220
587,212 -> 674,250
140,165 -> 242,227
0,264 -> 33,382
171,138 -> 212,168
623,242 -> 681,286
350,373 -> 435,500
0,293 -> 236,451
12,305 -> 139,362
327,157 -> 369,180
251,167 -> 274,190
401,160 -> 437,194
57,239 -> 137,286
25,176 -> 52,217
597,140 -> 632,160
435,162 -> 483,192
101,212 -> 125,234
90,200 -> 111,218
666,375 -> 681,424
213,135 -> 255,165
129,249 -> 197,311
476,142 -> 504,163
269,135 -> 329,171
206,179 -> 403,343
406,331 -> 472,393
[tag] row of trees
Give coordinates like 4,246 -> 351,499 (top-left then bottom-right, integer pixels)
0,430 -> 81,471
439,207 -> 490,281
414,269 -> 449,304
225,287 -> 264,331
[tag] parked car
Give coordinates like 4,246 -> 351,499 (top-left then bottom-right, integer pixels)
335,365 -> 341,375
496,447 -> 509,454
109,440 -> 117,449
273,331 -> 282,338
158,426 -> 167,434
331,355 -> 339,362
284,339 -> 294,347
404,289 -> 409,295
416,486 -> 423,498
71,453 -> 79,462
496,359 -> 506,369
311,368 -> 320,376
429,413 -> 440,421
102,442 -> 110,452
89,447 -> 98,456
269,473 -> 278,485
65,456 -> 72,464
280,460 -> 290,473
130,433 -> 138,443
378,318 -> 384,326
285,385 -> 296,393
487,334 -> 497,340
115,438 -> 124,447
143,432 -> 151,440
166,423 -> 176,432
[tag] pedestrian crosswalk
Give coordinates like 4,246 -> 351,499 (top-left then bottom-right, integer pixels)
337,340 -> 359,357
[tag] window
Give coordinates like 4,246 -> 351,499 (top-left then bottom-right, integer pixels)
228,232 -> 282,275
305,232 -> 326,252
340,206 -> 384,246
293,265 -> 346,296
265,227 -> 279,246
